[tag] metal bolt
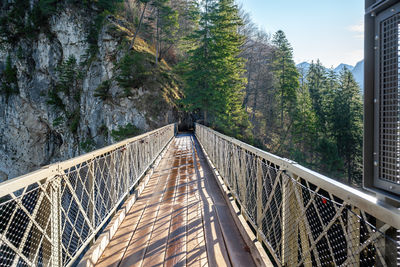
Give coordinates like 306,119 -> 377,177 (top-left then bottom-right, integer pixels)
389,185 -> 394,190
391,8 -> 395,12
371,12 -> 376,17
374,46 -> 378,50
374,161 -> 378,166
374,98 -> 377,103
375,35 -> 379,41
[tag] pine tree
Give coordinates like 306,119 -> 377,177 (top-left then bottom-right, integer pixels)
182,0 -> 216,125
151,0 -> 179,64
291,81 -> 317,163
331,68 -> 363,184
271,30 -> 299,127
307,60 -> 329,132
183,0 -> 250,138
210,0 -> 249,136
318,68 -> 342,174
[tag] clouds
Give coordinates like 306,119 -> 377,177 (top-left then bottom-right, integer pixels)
348,21 -> 364,39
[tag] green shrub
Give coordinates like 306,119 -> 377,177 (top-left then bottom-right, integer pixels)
47,56 -> 82,133
98,124 -> 109,137
56,55 -> 83,95
86,0 -> 123,60
1,56 -> 19,102
80,138 -> 96,152
94,80 -> 111,100
95,0 -> 123,13
86,11 -> 107,60
47,88 -> 65,110
111,123 -> 142,141
30,0 -> 57,29
0,0 -> 57,44
16,47 -> 24,60
53,116 -> 64,127
4,0 -> 30,42
38,0 -> 57,17
67,108 -> 80,134
116,51 -> 149,95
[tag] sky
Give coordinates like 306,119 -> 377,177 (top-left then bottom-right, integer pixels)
236,0 -> 364,68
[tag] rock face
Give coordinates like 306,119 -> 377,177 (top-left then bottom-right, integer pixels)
0,5 -> 177,179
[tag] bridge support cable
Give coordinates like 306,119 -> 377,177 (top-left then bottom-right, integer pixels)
0,124 -> 177,267
195,123 -> 400,267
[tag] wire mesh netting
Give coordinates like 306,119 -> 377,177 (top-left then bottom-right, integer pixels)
377,13 -> 400,186
0,124 -> 175,267
0,180 -> 54,266
195,123 -> 400,267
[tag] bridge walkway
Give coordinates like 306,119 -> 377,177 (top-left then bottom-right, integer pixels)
95,134 -> 256,267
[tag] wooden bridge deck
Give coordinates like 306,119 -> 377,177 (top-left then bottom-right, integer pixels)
95,134 -> 256,267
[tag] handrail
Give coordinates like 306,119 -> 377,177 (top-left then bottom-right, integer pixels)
0,123 -> 177,267
195,123 -> 400,267
0,124 -> 176,198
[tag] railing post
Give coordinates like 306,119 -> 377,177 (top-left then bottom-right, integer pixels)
110,152 -> 116,205
240,148 -> 247,211
256,157 -> 263,241
89,160 -> 95,230
281,173 -> 297,266
51,177 -> 61,267
296,176 -> 312,267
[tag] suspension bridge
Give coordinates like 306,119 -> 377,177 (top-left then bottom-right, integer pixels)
0,123 -> 399,267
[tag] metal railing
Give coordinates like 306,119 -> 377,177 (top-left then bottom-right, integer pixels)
195,123 -> 400,267
0,124 -> 176,267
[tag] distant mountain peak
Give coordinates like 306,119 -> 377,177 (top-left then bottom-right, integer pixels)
296,60 -> 364,93
334,63 -> 354,72
297,61 -> 310,67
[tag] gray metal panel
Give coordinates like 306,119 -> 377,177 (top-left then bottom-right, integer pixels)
373,4 -> 400,195
366,0 -> 400,15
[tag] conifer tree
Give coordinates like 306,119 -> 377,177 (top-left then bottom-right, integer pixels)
183,0 -> 249,138
307,60 -> 329,131
182,0 -> 216,125
331,68 -> 363,184
317,68 -> 342,173
291,81 -> 317,162
151,0 -> 179,64
271,30 -> 299,127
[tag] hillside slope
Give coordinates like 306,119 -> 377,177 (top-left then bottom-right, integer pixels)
0,1 -> 181,180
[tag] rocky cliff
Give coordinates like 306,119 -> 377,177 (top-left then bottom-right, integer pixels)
0,1 -> 180,180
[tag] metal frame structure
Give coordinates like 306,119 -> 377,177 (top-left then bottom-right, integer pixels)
196,123 -> 400,266
364,0 -> 400,198
0,124 -> 176,267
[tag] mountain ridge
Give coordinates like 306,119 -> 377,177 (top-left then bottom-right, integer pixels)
296,60 -> 364,93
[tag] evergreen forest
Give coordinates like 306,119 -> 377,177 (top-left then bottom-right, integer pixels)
0,0 -> 363,186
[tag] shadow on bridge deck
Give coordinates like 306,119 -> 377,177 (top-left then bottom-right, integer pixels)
95,134 -> 256,267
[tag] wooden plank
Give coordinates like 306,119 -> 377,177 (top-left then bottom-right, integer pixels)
95,196 -> 147,267
95,135 -> 262,267
116,143 -> 175,267
193,137 -> 257,267
186,159 -> 207,267
140,155 -> 181,266
95,143 -> 174,267
191,137 -> 231,267
198,138 -> 273,267
165,150 -> 188,267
